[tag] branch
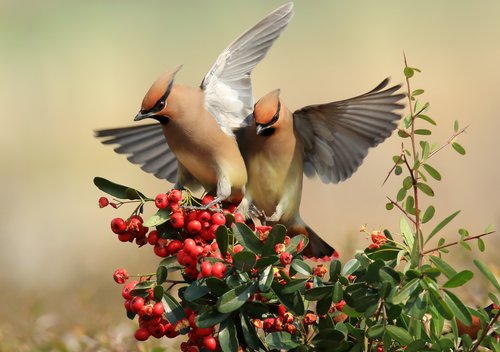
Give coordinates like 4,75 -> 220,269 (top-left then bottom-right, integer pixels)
422,231 -> 495,255
427,125 -> 470,160
470,308 -> 500,352
386,197 -> 417,226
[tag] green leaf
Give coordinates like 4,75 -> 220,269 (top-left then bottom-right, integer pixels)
196,309 -> 230,328
460,241 -> 472,251
404,67 -> 414,78
422,205 -> 435,223
488,292 -> 500,308
217,281 -> 258,313
265,332 -> 299,350
341,259 -> 360,276
396,188 -> 407,202
153,285 -> 164,301
426,210 -> 460,244
162,292 -> 187,327
417,182 -> 434,196
219,319 -> 238,352
415,129 -> 432,135
366,324 -> 384,338
427,285 -> 453,320
395,165 -> 403,175
406,195 -> 415,215
184,279 -> 210,301
156,266 -> 168,285
159,255 -> 182,271
255,255 -> 278,269
386,202 -> 394,210
240,312 -> 261,350
398,129 -> 411,138
412,89 -> 424,97
422,163 -> 441,181
474,259 -> 500,294
232,251 -> 257,272
332,281 -> 343,303
443,289 -> 472,325
232,223 -> 263,254
272,282 -> 304,316
330,260 -> 341,280
93,177 -> 147,200
261,224 -> 286,256
285,234 -> 308,255
478,238 -> 486,252
403,176 -> 413,190
420,141 -> 430,160
216,226 -> 229,256
305,285 -> 333,301
429,255 -> 457,278
418,114 -> 437,126
143,209 -> 170,227
132,280 -> 155,293
452,142 -> 466,155
454,120 -> 459,132
392,278 -> 420,305
206,277 -> 230,296
386,325 -> 413,345
291,259 -> 312,276
281,278 -> 308,294
443,270 -> 473,288
400,217 -> 414,249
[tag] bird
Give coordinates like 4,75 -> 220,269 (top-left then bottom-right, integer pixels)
237,79 -> 405,260
95,3 -> 294,208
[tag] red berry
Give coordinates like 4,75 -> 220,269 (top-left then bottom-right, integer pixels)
139,304 -> 153,317
203,336 -> 217,351
234,213 -> 244,223
147,230 -> 159,245
187,220 -> 202,234
168,189 -> 182,203
200,261 -> 213,277
130,296 -> 145,313
278,304 -> 287,317
280,252 -> 293,266
201,195 -> 215,205
177,250 -> 187,265
233,244 -> 244,254
122,281 -> 138,300
113,268 -> 129,284
198,211 -> 211,222
167,239 -> 183,254
164,323 -> 179,338
195,326 -> 214,337
226,204 -> 237,213
200,228 -> 214,241
117,231 -> 134,242
190,245 -> 203,258
152,302 -> 165,317
183,238 -> 196,254
155,193 -> 169,209
154,240 -> 169,257
212,262 -> 226,279
134,327 -> 150,341
149,323 -> 165,338
211,212 -> 226,226
111,218 -> 127,234
170,212 -> 185,229
127,216 -> 143,234
98,196 -> 109,208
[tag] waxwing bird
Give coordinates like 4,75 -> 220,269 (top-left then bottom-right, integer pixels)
95,3 -> 294,207
238,79 -> 405,260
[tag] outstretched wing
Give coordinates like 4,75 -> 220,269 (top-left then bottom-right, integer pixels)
201,2 -> 294,135
294,78 -> 405,184
95,124 -> 178,183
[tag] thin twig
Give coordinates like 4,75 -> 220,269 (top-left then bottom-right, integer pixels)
422,231 -> 495,255
382,152 -> 404,186
386,197 -> 417,226
470,308 -> 500,352
427,125 -> 470,160
366,300 -> 385,351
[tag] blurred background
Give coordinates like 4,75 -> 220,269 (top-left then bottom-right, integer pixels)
1,0 -> 499,350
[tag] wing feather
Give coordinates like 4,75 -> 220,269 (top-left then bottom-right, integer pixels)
94,124 -> 178,183
294,78 -> 405,183
201,3 -> 294,135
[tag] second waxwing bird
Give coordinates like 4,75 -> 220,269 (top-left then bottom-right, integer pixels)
237,79 -> 405,260
95,3 -> 294,207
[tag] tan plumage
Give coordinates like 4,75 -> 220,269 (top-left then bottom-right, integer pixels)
238,79 -> 405,259
95,3 -> 294,206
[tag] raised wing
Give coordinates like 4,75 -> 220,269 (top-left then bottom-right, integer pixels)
294,78 -> 405,184
95,124 -> 178,183
201,2 -> 293,135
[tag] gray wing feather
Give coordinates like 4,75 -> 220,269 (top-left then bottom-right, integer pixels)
294,78 -> 405,184
94,124 -> 178,183
201,3 -> 294,133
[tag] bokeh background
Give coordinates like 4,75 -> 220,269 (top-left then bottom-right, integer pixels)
1,0 -> 499,350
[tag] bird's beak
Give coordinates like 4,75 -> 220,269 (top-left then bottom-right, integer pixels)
256,124 -> 268,135
134,111 -> 154,121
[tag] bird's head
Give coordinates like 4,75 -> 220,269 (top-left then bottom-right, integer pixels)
134,65 -> 183,124
253,89 -> 281,136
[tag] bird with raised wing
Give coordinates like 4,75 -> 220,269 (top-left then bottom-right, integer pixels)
95,3 -> 294,208
237,79 -> 405,260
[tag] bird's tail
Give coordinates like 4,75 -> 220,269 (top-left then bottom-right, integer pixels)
287,220 -> 338,261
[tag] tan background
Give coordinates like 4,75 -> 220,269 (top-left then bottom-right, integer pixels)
1,0 -> 499,349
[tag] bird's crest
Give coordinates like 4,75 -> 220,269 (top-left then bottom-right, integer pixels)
141,64 -> 183,112
254,89 -> 281,126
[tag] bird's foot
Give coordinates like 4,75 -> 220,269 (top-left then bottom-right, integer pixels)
182,197 -> 224,212
248,205 -> 267,225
